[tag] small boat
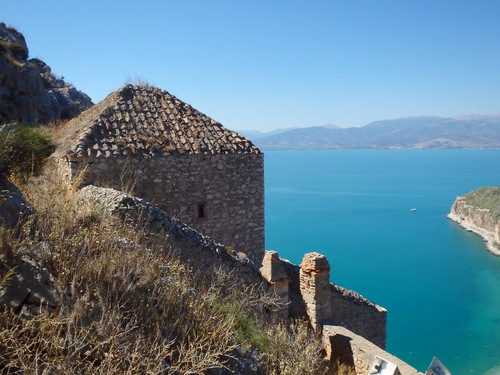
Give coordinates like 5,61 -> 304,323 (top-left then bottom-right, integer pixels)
411,208 -> 417,211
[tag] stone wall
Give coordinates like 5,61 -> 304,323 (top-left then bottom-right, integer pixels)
62,153 -> 265,264
80,187 -> 393,366
329,283 -> 387,350
77,185 -> 265,286
282,252 -> 387,349
259,251 -> 290,319
323,325 -> 424,375
299,252 -> 332,332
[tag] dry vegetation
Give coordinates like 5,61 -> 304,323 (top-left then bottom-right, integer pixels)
0,149 -> 354,374
0,39 -> 26,67
463,186 -> 500,219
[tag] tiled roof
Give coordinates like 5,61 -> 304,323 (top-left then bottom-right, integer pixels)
56,84 -> 261,157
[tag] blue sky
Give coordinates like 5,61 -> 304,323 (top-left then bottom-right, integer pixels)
3,0 -> 500,131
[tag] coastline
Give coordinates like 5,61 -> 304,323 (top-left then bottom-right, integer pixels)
447,211 -> 500,256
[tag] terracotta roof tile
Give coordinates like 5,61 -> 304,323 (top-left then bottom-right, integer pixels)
56,84 -> 260,157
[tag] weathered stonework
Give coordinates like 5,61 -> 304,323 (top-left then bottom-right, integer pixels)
300,252 -> 332,332
260,250 -> 290,318
323,325 -> 423,375
329,283 -> 387,349
74,185 -> 394,368
296,252 -> 387,348
63,153 -> 264,263
54,85 -> 265,264
76,185 -> 265,286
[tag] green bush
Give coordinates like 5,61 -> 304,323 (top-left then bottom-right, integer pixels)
0,125 -> 55,182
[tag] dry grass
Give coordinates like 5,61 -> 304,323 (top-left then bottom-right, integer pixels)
124,76 -> 151,88
1,166 -> 238,373
0,162 -> 353,374
0,40 -> 26,67
263,319 -> 327,375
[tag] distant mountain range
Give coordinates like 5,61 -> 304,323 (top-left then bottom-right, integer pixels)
238,115 -> 500,150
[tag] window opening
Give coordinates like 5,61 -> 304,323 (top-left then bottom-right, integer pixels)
198,204 -> 205,218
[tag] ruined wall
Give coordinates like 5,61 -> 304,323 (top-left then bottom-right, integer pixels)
323,325 -> 423,375
64,153 -> 265,264
77,185 -> 265,286
300,252 -> 332,331
284,252 -> 387,349
329,283 -> 387,350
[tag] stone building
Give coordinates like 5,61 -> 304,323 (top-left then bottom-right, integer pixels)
54,84 -> 265,264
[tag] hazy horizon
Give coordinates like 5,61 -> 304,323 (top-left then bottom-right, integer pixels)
236,111 -> 500,133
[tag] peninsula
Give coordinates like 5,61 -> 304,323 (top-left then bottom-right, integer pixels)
448,187 -> 500,255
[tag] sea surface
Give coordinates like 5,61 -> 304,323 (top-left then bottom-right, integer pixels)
264,149 -> 500,375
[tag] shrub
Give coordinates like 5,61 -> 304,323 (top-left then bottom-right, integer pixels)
0,125 -> 55,182
263,320 -> 330,375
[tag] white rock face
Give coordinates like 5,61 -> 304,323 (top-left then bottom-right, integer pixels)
448,195 -> 500,255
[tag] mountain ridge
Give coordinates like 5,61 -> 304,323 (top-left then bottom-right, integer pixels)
241,114 -> 500,150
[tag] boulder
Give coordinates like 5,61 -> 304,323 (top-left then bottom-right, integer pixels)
0,242 -> 58,316
0,177 -> 33,233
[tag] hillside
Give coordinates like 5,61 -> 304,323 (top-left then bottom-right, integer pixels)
0,22 -> 92,124
448,187 -> 500,255
0,163 -> 335,374
250,115 -> 500,150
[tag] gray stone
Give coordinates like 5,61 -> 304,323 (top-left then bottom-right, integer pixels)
0,23 -> 93,125
0,177 -> 33,233
0,242 -> 58,316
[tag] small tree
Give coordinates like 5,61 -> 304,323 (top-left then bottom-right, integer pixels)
0,125 -> 55,183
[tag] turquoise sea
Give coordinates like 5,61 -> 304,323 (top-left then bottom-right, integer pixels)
264,150 -> 500,375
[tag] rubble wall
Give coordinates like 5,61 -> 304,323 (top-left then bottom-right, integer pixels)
64,153 -> 265,264
299,253 -> 387,348
323,325 -> 423,375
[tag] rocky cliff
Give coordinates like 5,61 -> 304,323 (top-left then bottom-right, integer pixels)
448,187 -> 500,255
0,23 -> 92,124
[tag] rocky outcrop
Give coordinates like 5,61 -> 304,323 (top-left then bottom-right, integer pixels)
0,23 -> 92,124
448,187 -> 500,255
0,177 -> 33,233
